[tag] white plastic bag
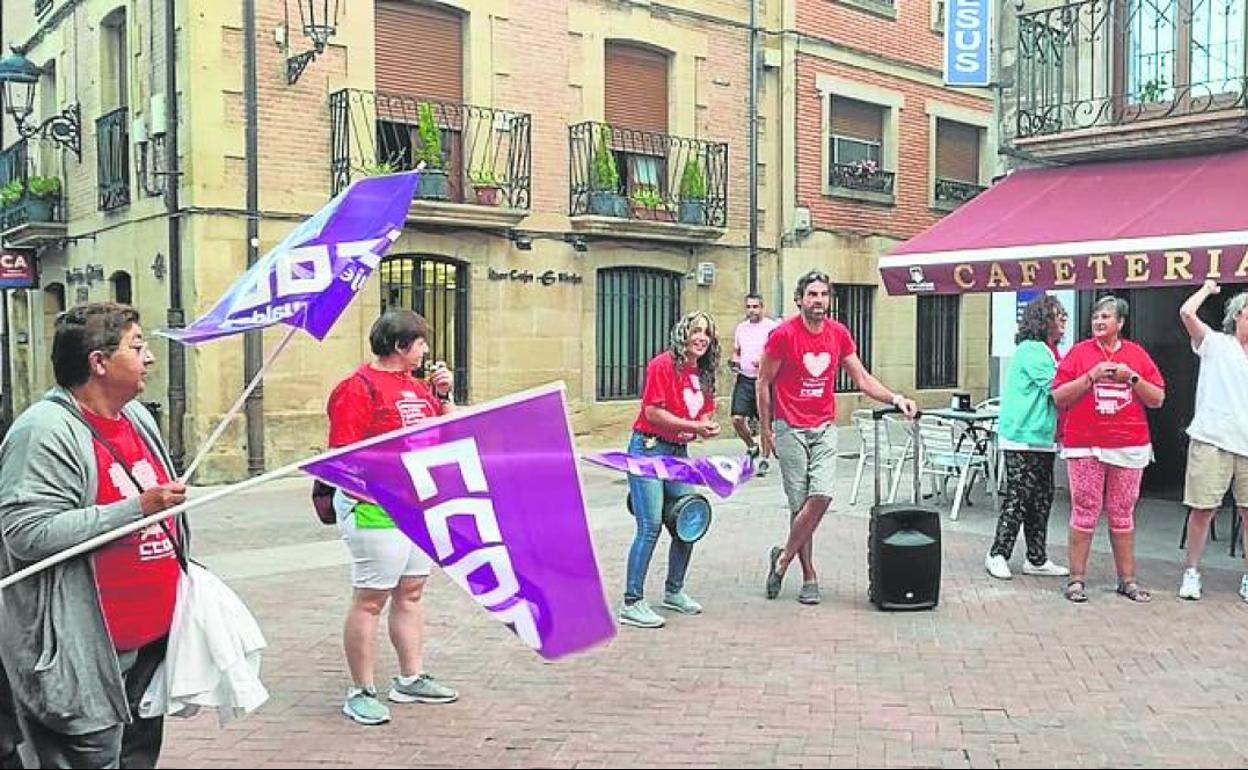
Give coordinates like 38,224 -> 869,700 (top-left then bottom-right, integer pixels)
140,562 -> 268,726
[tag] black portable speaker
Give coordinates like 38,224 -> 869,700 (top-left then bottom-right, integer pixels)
867,408 -> 942,611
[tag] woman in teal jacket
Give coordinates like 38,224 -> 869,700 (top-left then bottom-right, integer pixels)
985,296 -> 1071,580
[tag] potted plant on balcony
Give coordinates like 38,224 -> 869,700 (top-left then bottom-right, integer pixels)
414,102 -> 450,201
24,175 -> 61,222
677,157 -> 707,226
0,180 -> 22,211
588,128 -> 628,218
469,168 -> 504,206
629,184 -> 673,222
358,159 -> 398,177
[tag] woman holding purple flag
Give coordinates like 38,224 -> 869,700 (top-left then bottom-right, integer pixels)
325,309 -> 459,725
620,311 -> 722,629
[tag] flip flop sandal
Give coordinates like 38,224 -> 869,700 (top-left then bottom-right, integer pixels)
1064,579 -> 1088,603
1116,580 -> 1152,603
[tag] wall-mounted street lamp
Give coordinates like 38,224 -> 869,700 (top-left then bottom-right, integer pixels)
0,49 -> 81,159
275,0 -> 341,85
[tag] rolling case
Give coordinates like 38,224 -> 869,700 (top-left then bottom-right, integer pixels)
868,407 -> 942,611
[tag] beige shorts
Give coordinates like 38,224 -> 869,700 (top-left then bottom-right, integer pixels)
773,419 -> 838,514
1183,439 -> 1248,510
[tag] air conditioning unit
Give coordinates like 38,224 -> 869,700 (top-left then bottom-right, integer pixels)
695,262 -> 716,286
794,206 -> 812,233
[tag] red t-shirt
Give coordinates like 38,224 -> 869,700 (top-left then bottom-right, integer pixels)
327,364 -> 446,447
632,353 -> 716,444
87,411 -> 179,652
1052,338 -> 1164,448
763,315 -> 857,428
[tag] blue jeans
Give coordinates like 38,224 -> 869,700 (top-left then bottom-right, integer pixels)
624,431 -> 696,603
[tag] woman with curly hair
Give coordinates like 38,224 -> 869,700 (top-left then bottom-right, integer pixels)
618,311 -> 722,629
985,295 -> 1071,580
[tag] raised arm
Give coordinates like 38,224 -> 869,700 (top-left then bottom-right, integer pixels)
1180,279 -> 1220,349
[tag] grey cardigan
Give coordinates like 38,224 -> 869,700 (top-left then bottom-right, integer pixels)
0,388 -> 187,735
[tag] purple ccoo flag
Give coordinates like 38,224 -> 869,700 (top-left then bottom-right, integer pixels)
301,384 -> 614,660
583,452 -> 755,498
160,171 -> 421,344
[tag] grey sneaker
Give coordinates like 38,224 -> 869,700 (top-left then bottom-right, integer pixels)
619,599 -> 665,628
388,673 -> 459,704
662,590 -> 703,615
766,546 -> 785,599
343,686 -> 391,725
797,581 -> 822,605
757,458 -> 770,478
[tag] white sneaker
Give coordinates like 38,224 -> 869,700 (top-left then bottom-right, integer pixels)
984,554 -> 1012,580
1239,574 -> 1248,604
1178,568 -> 1202,600
1022,559 -> 1070,577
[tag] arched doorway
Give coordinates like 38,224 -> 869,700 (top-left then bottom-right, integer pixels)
379,255 -> 468,403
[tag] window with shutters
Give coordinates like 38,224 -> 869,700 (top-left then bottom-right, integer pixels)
916,295 -> 960,389
604,42 -> 671,203
832,285 -> 873,393
827,96 -> 894,200
933,118 -> 986,210
374,1 -> 466,201
596,267 -> 682,400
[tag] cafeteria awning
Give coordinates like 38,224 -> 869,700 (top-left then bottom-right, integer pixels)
879,149 -> 1248,295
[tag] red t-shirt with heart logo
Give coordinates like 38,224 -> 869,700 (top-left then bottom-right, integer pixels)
764,314 -> 857,429
632,353 -> 715,444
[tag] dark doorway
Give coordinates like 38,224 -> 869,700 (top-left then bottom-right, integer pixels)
1075,286 -> 1234,499
379,255 -> 469,404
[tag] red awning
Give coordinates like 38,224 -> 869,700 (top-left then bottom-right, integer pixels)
880,149 -> 1248,295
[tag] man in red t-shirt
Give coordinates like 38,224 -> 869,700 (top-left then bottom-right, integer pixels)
757,271 -> 917,604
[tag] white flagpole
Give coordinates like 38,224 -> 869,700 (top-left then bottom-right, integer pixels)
179,324 -> 299,484
0,382 -> 568,591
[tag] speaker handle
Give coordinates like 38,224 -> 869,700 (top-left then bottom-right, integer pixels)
871,406 -> 923,506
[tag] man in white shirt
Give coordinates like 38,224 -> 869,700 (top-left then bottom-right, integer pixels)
731,294 -> 779,475
1176,280 -> 1248,601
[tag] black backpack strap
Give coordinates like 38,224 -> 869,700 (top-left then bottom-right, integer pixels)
49,397 -> 188,571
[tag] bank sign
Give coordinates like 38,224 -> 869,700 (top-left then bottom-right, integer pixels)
944,0 -> 991,87
0,249 -> 36,289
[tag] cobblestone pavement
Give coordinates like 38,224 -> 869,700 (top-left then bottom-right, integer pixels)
157,436 -> 1248,768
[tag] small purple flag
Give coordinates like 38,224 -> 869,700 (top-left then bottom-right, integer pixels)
583,452 -> 756,498
160,171 -> 421,344
301,384 -> 614,660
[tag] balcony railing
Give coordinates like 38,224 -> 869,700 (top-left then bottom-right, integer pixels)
829,162 -> 895,195
1016,0 -> 1248,138
96,107 -> 131,211
329,88 -> 532,208
934,177 -> 987,206
0,140 -> 27,189
568,121 -> 728,227
0,138 -> 65,233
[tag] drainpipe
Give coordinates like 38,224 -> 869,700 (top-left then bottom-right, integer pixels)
164,0 -> 186,471
242,0 -> 265,475
747,0 -> 759,294
0,8 -> 10,432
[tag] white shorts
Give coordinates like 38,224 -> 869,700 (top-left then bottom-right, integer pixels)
336,494 -> 433,589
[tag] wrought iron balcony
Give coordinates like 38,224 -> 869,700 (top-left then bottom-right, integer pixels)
829,162 -> 895,195
0,138 -> 66,239
96,107 -> 131,211
568,121 -> 728,228
329,88 -> 531,210
0,140 -> 27,189
1016,0 -> 1248,139
934,177 -> 987,206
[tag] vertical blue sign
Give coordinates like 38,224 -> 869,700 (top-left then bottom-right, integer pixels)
944,0 -> 992,87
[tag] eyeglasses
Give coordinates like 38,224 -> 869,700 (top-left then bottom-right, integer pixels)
800,271 -> 830,283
